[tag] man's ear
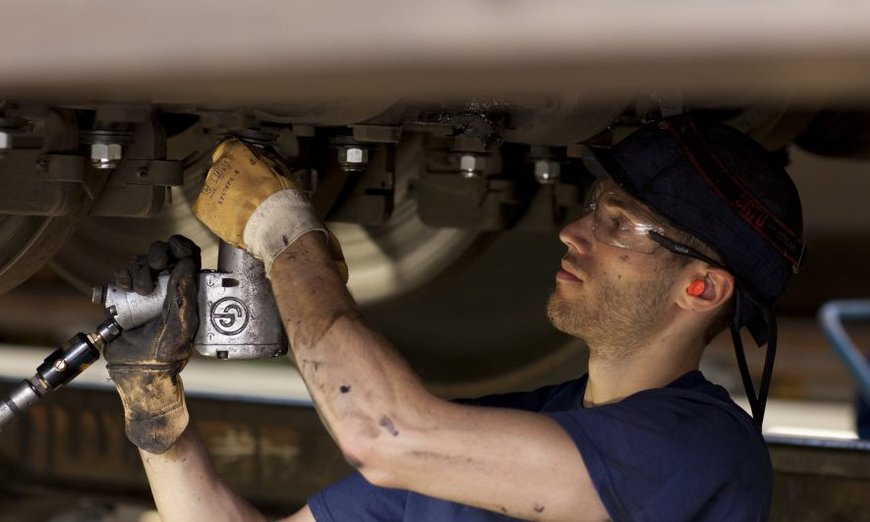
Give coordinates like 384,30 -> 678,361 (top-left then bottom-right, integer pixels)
675,268 -> 734,313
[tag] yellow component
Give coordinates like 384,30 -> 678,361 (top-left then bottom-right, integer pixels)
192,138 -> 294,249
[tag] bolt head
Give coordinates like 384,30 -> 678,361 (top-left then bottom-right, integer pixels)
459,154 -> 483,178
0,131 -> 9,150
534,159 -> 561,184
90,142 -> 123,169
338,146 -> 368,171
53,360 -> 68,372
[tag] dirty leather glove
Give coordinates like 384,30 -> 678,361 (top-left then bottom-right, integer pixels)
104,235 -> 200,454
191,138 -> 348,280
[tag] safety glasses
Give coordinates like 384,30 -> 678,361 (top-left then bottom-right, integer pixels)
582,180 -> 726,270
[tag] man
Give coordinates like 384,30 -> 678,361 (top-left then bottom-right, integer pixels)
104,116 -> 804,521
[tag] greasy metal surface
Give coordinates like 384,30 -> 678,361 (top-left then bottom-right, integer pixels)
2,2 -> 870,104
0,380 -> 351,515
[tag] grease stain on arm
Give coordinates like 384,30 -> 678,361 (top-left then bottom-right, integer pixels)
378,415 -> 400,437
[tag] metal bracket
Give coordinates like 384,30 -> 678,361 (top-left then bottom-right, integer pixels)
110,159 -> 183,186
38,154 -> 85,183
351,125 -> 403,144
326,142 -> 396,225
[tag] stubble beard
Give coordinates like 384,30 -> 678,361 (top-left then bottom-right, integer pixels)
547,272 -> 675,362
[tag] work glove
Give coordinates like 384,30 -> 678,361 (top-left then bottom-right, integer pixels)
192,138 -> 348,280
104,235 -> 200,454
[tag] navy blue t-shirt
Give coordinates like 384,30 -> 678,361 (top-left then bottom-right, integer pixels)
308,371 -> 771,521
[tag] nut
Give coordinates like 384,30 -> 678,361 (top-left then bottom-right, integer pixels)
459,154 -> 483,178
90,142 -> 123,170
534,159 -> 560,184
337,146 -> 368,172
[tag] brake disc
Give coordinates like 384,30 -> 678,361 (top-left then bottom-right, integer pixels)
0,214 -> 79,294
0,110 -> 88,294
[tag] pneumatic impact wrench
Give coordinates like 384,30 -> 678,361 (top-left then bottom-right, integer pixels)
0,242 -> 286,432
0,133 -> 290,432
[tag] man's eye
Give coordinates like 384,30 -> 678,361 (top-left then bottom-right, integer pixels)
611,211 -> 635,234
609,216 -> 624,232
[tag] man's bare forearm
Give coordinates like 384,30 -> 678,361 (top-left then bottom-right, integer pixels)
140,427 -> 268,522
269,233 -> 433,472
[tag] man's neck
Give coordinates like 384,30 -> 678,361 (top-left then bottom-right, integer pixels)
583,339 -> 702,407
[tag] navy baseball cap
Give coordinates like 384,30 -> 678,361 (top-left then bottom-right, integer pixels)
582,116 -> 806,423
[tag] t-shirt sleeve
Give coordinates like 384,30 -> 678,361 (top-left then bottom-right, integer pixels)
544,390 -> 771,522
308,472 -> 407,522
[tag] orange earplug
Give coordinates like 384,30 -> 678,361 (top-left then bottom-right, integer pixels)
686,280 -> 706,297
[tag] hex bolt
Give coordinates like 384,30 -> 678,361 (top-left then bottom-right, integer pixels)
534,159 -> 561,185
0,130 -> 9,159
459,154 -> 483,179
337,146 -> 368,172
90,142 -> 123,170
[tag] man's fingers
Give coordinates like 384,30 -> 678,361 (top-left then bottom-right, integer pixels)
148,241 -> 171,272
148,235 -> 201,275
169,257 -> 198,298
131,256 -> 155,295
161,257 -> 199,340
114,268 -> 133,291
168,235 -> 201,270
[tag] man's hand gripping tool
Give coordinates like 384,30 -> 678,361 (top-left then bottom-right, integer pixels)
0,134 -> 292,432
0,241 -> 286,432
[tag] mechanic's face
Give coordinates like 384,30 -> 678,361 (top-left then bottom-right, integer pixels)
547,181 -> 682,359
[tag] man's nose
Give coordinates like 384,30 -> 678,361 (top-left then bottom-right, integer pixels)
558,213 -> 594,254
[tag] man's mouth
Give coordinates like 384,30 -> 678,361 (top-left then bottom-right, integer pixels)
557,261 -> 583,282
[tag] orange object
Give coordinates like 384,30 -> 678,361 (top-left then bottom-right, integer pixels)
687,280 -> 706,297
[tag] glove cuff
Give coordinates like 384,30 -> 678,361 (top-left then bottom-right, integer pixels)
109,367 -> 189,454
243,189 -> 328,276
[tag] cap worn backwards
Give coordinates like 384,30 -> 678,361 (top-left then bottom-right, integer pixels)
583,115 -> 807,424
583,116 -> 805,348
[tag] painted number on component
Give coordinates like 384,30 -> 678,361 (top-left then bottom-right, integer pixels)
211,297 -> 249,335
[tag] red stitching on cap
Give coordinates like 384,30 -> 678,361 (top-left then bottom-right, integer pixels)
665,119 -> 803,267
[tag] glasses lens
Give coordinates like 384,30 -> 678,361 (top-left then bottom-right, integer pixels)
588,184 -> 661,254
